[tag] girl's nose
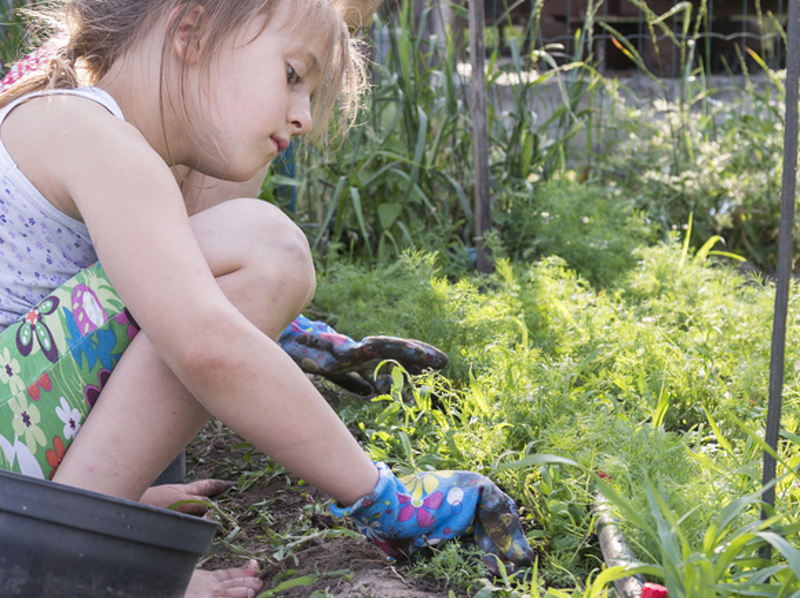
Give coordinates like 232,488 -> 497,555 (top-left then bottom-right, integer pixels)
289,95 -> 312,137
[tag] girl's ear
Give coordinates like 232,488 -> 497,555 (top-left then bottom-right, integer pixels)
171,4 -> 208,64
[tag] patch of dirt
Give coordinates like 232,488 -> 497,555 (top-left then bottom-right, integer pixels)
258,538 -> 451,598
185,380 -> 463,598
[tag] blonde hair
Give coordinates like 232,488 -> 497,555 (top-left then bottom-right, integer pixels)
1,0 -> 366,144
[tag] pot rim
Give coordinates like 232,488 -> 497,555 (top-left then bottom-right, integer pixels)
0,470 -> 218,554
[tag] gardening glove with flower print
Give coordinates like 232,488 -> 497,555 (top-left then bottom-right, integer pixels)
329,462 -> 533,573
278,315 -> 448,395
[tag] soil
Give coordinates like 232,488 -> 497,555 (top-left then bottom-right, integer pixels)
185,378 -> 466,598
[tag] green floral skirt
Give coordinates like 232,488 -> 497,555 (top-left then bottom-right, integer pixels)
0,263 -> 138,479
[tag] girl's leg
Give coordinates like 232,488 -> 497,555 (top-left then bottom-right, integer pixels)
53,199 -> 378,504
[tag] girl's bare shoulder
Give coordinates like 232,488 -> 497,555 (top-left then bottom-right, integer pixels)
2,91 -> 144,147
1,92 -> 172,219
2,92 -> 154,168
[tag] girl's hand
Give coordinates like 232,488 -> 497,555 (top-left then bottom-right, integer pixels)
329,462 -> 533,573
140,479 -> 235,515
279,315 -> 448,395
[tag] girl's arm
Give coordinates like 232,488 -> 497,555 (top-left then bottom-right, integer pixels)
176,164 -> 269,214
2,95 -> 379,505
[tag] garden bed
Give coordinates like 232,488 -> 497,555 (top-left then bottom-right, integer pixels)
187,381 -> 473,598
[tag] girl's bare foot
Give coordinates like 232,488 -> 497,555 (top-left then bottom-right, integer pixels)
141,479 -> 237,514
185,560 -> 264,598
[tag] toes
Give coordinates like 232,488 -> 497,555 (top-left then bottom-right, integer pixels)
186,564 -> 264,598
214,560 -> 261,581
212,575 -> 264,598
190,479 -> 237,498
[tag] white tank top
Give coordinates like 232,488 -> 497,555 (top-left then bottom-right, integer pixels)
0,87 -> 125,331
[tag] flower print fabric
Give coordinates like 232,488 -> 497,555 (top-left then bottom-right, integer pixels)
0,43 -> 55,94
9,394 -> 46,454
0,263 -> 137,480
397,471 -> 446,528
55,396 -> 82,440
0,62 -> 136,480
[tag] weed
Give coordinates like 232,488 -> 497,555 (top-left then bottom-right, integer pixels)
309,227 -> 800,591
407,542 -> 491,592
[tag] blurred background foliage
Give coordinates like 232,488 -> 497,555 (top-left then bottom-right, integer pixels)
264,0 -> 792,280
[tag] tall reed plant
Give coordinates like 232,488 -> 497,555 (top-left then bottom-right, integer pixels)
282,0 -> 786,269
283,1 -> 474,264
284,0 -> 595,267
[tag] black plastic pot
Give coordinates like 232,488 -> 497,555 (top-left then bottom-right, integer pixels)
0,470 -> 218,597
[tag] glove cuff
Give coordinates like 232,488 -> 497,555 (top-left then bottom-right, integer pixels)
329,462 -> 410,557
329,461 -> 394,519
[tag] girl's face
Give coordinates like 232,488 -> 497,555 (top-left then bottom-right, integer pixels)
186,5 -> 328,181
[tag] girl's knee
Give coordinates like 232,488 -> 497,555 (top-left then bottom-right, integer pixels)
191,198 -> 316,330
240,199 -> 315,300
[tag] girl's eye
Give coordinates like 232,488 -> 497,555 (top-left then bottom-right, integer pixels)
286,64 -> 303,86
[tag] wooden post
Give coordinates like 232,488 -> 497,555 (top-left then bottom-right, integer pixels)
468,0 -> 493,274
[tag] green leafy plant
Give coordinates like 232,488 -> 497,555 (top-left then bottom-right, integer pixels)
493,176 -> 655,288
590,0 -> 788,272
0,0 -> 33,74
282,0 -> 599,266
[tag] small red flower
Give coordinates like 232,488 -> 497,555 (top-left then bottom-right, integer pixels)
45,436 -> 68,480
27,372 -> 52,400
641,583 -> 668,598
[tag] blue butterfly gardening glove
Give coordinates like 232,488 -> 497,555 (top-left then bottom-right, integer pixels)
329,462 -> 533,573
278,315 -> 448,395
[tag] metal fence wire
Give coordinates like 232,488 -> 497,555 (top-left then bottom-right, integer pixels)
473,0 -> 787,75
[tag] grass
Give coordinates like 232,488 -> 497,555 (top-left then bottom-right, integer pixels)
186,205 -> 800,593
310,227 -> 800,592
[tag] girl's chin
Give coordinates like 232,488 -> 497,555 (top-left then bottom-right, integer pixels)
186,162 -> 266,183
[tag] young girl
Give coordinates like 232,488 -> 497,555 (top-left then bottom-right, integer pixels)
0,1 -> 532,596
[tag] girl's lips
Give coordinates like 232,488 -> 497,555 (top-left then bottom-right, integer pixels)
272,136 -> 290,152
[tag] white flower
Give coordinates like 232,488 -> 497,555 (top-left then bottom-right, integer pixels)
0,347 -> 24,395
55,397 -> 83,440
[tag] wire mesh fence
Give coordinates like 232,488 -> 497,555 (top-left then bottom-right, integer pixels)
483,0 -> 786,74
396,0 -> 787,76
